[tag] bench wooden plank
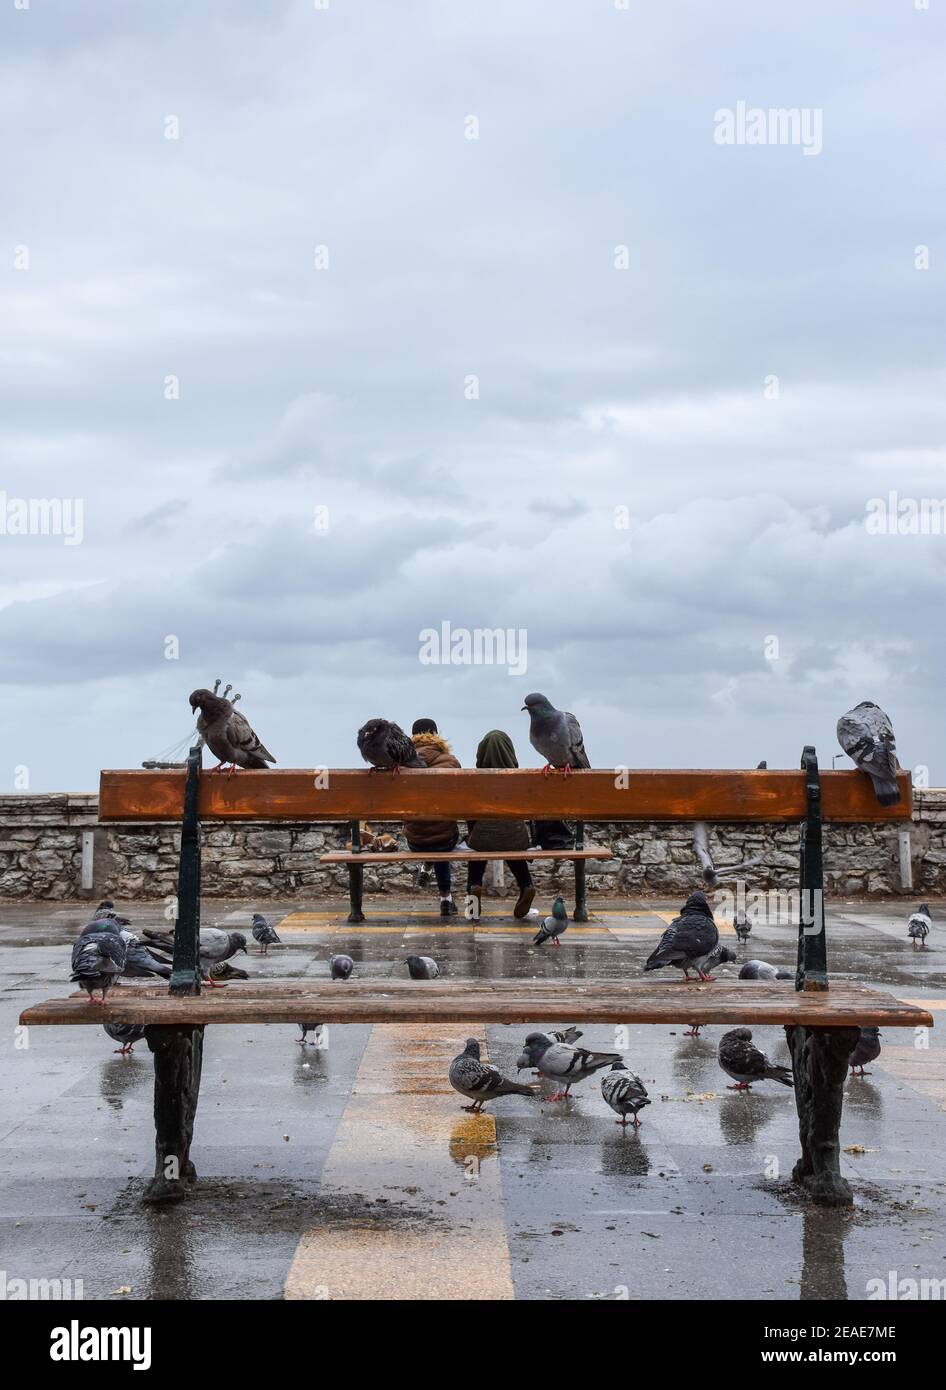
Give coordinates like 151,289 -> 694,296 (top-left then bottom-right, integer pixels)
98,767 -> 913,824
319,847 -> 611,863
19,981 -> 933,1028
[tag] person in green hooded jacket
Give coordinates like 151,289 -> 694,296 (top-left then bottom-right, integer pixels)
466,729 -> 536,919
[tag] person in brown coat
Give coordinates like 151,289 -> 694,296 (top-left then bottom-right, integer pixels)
466,729 -> 536,920
405,718 -> 462,916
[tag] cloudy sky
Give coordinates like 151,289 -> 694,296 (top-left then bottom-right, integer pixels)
1,0 -> 944,791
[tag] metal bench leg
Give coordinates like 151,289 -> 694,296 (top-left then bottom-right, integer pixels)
142,1024 -> 204,1204
170,744 -> 202,997
784,1024 -> 859,1207
347,822 -> 366,922
573,822 -> 589,921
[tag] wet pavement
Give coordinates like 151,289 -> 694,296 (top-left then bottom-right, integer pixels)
2,896 -> 944,1300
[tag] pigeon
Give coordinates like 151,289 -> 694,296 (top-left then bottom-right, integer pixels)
718,1027 -> 793,1090
644,891 -> 721,980
836,701 -> 901,806
189,688 -> 275,775
297,1021 -> 322,1046
71,921 -> 128,1004
756,760 -> 767,770
516,1033 -> 622,1102
848,1026 -> 882,1077
521,693 -> 590,775
250,912 -> 281,955
734,910 -> 752,945
104,1022 -> 146,1055
739,958 -> 792,981
448,1038 -> 537,1112
405,955 -> 440,979
907,904 -> 932,950
357,718 -> 425,772
208,960 -> 249,982
142,927 -> 247,986
330,953 -> 354,980
522,1025 -> 584,1073
600,1060 -> 651,1128
533,895 -> 568,948
119,930 -> 172,981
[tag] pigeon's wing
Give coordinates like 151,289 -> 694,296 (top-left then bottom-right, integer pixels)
227,709 -> 275,765
645,916 -> 715,968
564,712 -> 590,769
197,928 -> 231,961
723,1035 -> 770,1079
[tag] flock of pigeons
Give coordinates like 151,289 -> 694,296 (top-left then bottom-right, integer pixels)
188,684 -> 902,807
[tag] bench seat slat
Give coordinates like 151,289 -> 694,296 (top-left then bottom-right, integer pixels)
319,847 -> 611,863
19,981 -> 933,1029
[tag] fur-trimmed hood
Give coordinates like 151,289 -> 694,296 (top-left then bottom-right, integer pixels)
412,732 -> 452,757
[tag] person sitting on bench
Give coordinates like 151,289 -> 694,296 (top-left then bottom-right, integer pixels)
405,718 -> 463,917
466,729 -> 536,920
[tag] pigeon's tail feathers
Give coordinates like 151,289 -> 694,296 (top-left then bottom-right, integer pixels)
872,774 -> 902,807
766,1063 -> 794,1087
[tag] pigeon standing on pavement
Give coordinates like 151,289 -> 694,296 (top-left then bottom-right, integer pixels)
449,1038 -> 538,1112
330,953 -> 354,980
521,1025 -> 584,1073
357,718 -> 426,771
739,959 -> 793,981
517,1033 -> 622,1102
848,1027 -> 882,1077
836,701 -> 901,806
718,1028 -> 793,1090
251,912 -> 281,955
521,693 -> 590,775
907,904 -> 932,950
734,910 -> 752,945
405,955 -> 440,979
189,688 -> 276,774
644,891 -> 721,980
601,1061 -> 651,1128
71,920 -> 127,1004
104,1022 -> 146,1055
533,895 -> 568,948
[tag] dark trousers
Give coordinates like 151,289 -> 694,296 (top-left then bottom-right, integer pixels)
467,859 -> 533,893
408,838 -> 456,897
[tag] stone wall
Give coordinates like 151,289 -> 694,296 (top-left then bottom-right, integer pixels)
1,791 -> 944,901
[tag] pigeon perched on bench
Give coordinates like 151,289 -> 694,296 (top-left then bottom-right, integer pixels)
119,930 -> 172,981
189,688 -> 276,774
907,904 -> 932,950
449,1038 -> 537,1112
601,1061 -> 651,1128
209,960 -> 250,983
644,891 -> 722,981
533,895 -> 568,948
357,718 -> 425,772
330,953 -> 354,980
836,701 -> 901,806
521,693 -> 590,775
405,955 -> 440,979
718,1027 -> 793,1090
71,920 -> 127,1004
739,959 -> 792,981
251,913 -> 281,955
517,1033 -> 622,1102
142,927 -> 247,986
848,1026 -> 882,1077
104,1022 -> 146,1055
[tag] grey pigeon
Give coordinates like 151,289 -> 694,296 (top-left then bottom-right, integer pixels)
836,701 -> 901,806
330,953 -> 354,980
739,958 -> 792,981
756,760 -> 767,770
848,1026 -> 882,1076
718,1027 -> 793,1090
448,1038 -> 537,1112
907,904 -> 932,950
296,1021 -> 323,1046
104,1022 -> 146,1054
601,1060 -> 650,1128
119,929 -> 172,981
251,912 -> 281,955
521,693 -> 590,774
71,921 -> 127,1004
522,1025 -> 584,1073
533,895 -> 568,948
517,1032 -> 622,1102
357,718 -> 425,771
142,927 -> 247,985
405,955 -> 440,980
644,891 -> 720,980
189,688 -> 275,774
734,910 -> 752,944
208,960 -> 249,982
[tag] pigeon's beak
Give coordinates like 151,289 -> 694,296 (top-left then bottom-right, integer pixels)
240,945 -> 247,954
520,704 -> 527,712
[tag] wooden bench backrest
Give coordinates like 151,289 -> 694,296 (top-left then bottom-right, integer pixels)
98,767 -> 913,823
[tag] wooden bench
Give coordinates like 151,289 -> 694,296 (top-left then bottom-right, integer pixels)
19,745 -> 922,1208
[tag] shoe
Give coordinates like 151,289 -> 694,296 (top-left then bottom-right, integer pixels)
440,897 -> 457,918
513,885 -> 536,919
417,865 -> 432,888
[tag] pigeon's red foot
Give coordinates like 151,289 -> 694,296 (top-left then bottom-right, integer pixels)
544,1090 -> 569,1102
562,763 -> 573,778
699,973 -> 716,982
727,1082 -> 750,1090
205,977 -> 227,989
683,1027 -> 701,1037
553,938 -> 561,948
541,764 -> 553,777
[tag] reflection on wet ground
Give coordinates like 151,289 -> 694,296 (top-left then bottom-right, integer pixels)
1,895 -> 944,1299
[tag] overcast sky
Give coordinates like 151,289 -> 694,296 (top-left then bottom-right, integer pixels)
1,1 -> 944,792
